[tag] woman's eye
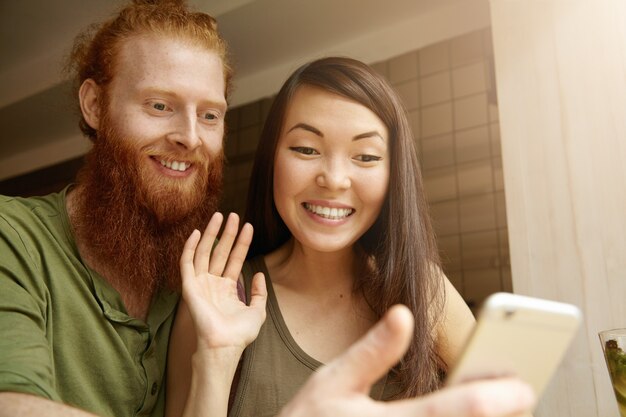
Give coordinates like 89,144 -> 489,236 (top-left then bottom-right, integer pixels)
203,113 -> 218,121
356,154 -> 383,162
289,146 -> 319,156
152,103 -> 167,111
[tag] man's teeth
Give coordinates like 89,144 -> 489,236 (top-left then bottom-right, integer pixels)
304,203 -> 354,220
160,159 -> 189,172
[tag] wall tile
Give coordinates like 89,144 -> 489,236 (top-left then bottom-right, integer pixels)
485,57 -> 499,118
454,93 -> 488,130
495,190 -> 508,228
370,60 -> 389,78
224,131 -> 238,158
421,102 -> 453,137
239,101 -> 260,128
408,109 -> 420,141
389,51 -> 419,83
452,62 -> 487,98
457,159 -> 494,197
235,160 -> 255,182
464,268 -> 502,307
226,107 -> 240,131
455,126 -> 490,163
419,40 -> 450,76
222,163 -> 237,186
423,166 -> 457,202
461,230 -> 499,269
490,123 -> 502,156
446,270 -> 464,295
260,97 -> 275,123
420,71 -> 451,106
459,193 -> 496,232
498,228 -> 510,268
238,125 -> 261,155
451,31 -> 484,68
488,101 -> 500,122
493,157 -> 505,191
483,28 -> 494,57
421,134 -> 454,169
439,234 -> 462,272
501,267 -> 513,293
430,200 -> 460,236
220,185 -> 236,213
394,79 -> 420,110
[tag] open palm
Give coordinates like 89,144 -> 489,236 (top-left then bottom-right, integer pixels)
180,212 -> 267,352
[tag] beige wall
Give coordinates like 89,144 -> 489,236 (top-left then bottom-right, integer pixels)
490,0 -> 626,415
219,28 -> 509,310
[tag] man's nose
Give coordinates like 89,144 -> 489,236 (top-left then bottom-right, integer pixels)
166,112 -> 202,150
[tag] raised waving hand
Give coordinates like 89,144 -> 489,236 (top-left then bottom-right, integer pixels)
180,211 -> 267,352
169,212 -> 267,417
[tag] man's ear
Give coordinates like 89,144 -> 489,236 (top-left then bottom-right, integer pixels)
79,79 -> 102,130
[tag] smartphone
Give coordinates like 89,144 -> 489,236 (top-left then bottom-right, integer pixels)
446,292 -> 582,403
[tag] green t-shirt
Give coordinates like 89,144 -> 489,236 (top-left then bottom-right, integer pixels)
0,189 -> 179,417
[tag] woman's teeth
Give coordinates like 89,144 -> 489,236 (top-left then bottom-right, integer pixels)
160,159 -> 189,172
304,203 -> 354,220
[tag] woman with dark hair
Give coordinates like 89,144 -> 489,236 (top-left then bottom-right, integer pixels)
234,57 -> 474,412
167,56 -> 475,417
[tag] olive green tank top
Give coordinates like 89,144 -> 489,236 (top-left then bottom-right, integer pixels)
228,256 -> 401,417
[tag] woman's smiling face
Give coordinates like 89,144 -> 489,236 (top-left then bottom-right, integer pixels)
272,84 -> 390,253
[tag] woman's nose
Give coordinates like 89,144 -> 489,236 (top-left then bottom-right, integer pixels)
316,159 -> 351,190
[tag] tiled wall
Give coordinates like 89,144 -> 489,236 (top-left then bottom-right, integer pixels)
220,28 -> 510,309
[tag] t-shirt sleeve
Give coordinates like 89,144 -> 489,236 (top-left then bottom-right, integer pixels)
0,214 -> 60,400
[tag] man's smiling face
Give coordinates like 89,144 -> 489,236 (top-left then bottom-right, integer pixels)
100,34 -> 227,221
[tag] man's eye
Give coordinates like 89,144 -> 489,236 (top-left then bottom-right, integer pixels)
356,154 -> 382,162
203,113 -> 218,121
289,146 -> 318,155
153,103 -> 167,111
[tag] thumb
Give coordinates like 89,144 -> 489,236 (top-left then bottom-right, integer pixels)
321,304 -> 414,393
249,272 -> 268,310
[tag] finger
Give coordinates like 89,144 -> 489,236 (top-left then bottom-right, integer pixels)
180,229 -> 201,285
248,272 -> 267,311
222,222 -> 254,281
319,305 -> 414,394
194,212 -> 223,273
208,212 -> 239,276
387,378 -> 535,417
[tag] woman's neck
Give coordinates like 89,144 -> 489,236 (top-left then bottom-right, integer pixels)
265,238 -> 359,295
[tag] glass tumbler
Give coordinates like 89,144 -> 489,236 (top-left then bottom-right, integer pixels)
599,328 -> 626,417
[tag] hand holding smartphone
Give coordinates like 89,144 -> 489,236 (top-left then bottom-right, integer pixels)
446,293 -> 582,412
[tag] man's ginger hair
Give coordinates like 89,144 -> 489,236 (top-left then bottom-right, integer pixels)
67,0 -> 232,141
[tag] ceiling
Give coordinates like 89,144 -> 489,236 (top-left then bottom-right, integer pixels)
0,0 -> 490,181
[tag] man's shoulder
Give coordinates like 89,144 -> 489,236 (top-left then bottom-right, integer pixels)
0,191 -> 77,292
0,192 -> 64,224
0,192 -> 70,252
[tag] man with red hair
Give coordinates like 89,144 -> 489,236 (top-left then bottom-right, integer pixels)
0,1 -> 535,416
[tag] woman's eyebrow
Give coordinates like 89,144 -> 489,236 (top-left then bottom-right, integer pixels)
287,123 -> 385,142
353,131 -> 385,142
287,123 -> 323,137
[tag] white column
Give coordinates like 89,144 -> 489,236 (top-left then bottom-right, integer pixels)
489,1 -> 626,416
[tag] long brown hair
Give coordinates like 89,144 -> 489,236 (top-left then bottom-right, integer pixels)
244,57 -> 446,397
66,0 -> 232,141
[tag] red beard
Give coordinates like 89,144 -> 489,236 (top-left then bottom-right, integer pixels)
72,115 -> 223,299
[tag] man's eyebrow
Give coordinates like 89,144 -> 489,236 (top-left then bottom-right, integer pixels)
141,87 -> 227,108
287,123 -> 323,137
